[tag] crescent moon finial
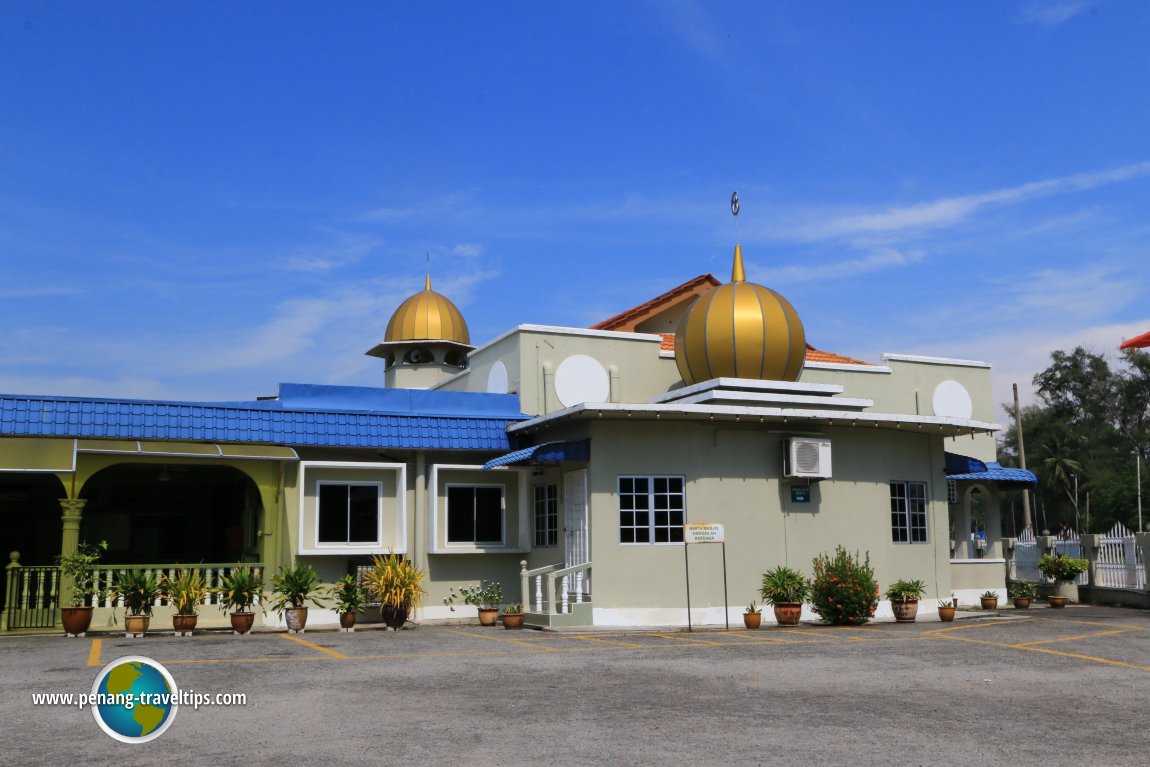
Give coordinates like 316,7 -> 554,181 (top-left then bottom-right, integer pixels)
730,191 -> 740,217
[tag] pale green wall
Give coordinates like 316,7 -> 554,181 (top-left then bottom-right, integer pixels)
583,419 -> 954,611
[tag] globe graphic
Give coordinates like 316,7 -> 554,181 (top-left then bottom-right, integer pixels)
92,657 -> 177,742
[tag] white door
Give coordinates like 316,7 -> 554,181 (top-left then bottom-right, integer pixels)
564,469 -> 589,596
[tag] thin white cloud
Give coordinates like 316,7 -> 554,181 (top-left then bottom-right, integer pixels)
1019,1 -> 1089,26
0,286 -> 81,298
749,247 -> 927,284
655,0 -> 725,62
776,161 -> 1150,242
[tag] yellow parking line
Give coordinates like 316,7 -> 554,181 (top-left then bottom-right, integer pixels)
278,632 -> 347,659
1036,616 -> 1150,631
1014,628 -> 1141,647
924,619 -> 1024,636
87,638 -> 102,667
443,627 -> 562,651
652,633 -> 732,646
932,632 -> 1150,672
569,636 -> 647,649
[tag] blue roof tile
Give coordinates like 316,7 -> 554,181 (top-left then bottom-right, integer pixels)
0,389 -> 525,452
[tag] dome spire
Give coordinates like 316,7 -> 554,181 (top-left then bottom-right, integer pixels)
425,272 -> 432,291
730,191 -> 745,282
731,243 -> 746,283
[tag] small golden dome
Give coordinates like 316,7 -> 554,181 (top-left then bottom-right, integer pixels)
384,274 -> 471,344
673,244 -> 805,384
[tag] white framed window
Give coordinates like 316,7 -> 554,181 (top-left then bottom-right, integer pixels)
891,480 -> 928,543
447,485 -> 505,545
618,475 -> 685,544
533,484 -> 558,547
317,482 -> 382,546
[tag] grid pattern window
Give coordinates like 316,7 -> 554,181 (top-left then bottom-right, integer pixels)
317,483 -> 381,545
890,481 -> 929,543
533,484 -> 559,547
618,476 -> 685,544
447,485 -> 505,545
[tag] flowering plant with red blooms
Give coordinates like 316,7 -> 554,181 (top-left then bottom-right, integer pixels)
810,546 -> 879,625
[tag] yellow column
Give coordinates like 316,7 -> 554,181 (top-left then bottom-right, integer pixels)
57,498 -> 87,624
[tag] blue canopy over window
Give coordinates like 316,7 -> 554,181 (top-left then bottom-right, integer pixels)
945,452 -> 1036,486
482,440 -> 590,471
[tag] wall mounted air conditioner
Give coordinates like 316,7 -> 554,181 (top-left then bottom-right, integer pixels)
783,438 -> 832,480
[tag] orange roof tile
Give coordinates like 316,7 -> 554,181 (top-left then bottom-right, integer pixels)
591,274 -> 721,332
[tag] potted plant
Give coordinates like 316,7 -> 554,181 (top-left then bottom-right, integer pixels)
759,565 -> 809,626
443,580 -> 505,626
114,569 -> 161,637
56,540 -> 108,637
1008,580 -> 1037,610
270,564 -> 325,633
937,599 -> 956,622
979,590 -> 999,610
363,551 -> 426,630
219,566 -> 265,634
743,601 -> 763,630
885,578 -> 926,623
329,574 -> 366,631
163,568 -> 208,635
501,601 -> 525,630
1038,553 -> 1087,605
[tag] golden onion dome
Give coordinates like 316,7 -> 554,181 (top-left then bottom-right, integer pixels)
673,244 -> 805,384
384,274 -> 471,344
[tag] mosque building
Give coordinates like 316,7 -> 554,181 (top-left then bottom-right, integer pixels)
0,209 -> 1033,630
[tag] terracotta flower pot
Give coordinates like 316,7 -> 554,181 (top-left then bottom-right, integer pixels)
502,613 -> 525,630
772,602 -> 802,626
339,612 -> 357,630
891,599 -> 919,623
172,614 -> 198,634
938,605 -> 956,622
1012,597 -> 1031,610
980,598 -> 998,610
478,607 -> 499,626
743,612 -> 762,630
61,606 -> 94,637
230,611 -> 255,634
285,607 -> 308,632
124,614 -> 150,636
1048,596 -> 1068,609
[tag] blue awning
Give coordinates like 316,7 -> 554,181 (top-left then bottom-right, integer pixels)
482,439 -> 590,470
945,452 -> 1036,486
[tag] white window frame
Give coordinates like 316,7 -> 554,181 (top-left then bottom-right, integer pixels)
315,481 -> 383,547
297,461 -> 406,555
533,483 -> 559,548
428,464 -> 528,554
445,483 -> 506,547
890,480 -> 929,544
618,475 -> 686,546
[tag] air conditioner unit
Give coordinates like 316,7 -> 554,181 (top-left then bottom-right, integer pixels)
783,438 -> 832,480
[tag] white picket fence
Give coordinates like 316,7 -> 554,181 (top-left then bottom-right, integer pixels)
1096,522 -> 1146,589
1013,525 -> 1145,589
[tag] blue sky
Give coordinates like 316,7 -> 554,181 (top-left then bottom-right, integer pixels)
2,2 -> 1149,424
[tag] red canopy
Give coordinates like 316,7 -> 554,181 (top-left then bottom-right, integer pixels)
1120,330 -> 1150,349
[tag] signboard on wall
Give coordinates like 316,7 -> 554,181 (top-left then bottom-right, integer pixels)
684,522 -> 725,544
790,486 -> 811,503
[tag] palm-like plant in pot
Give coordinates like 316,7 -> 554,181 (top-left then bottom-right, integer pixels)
885,578 -> 926,623
56,540 -> 108,637
363,551 -> 426,630
219,566 -> 265,634
163,568 -> 209,635
114,569 -> 162,637
270,564 -> 325,633
329,574 -> 367,631
759,565 -> 809,626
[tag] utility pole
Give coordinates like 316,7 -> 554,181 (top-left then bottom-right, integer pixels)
1138,450 -> 1143,532
1014,383 -> 1033,531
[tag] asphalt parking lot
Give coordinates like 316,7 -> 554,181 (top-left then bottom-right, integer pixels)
4,605 -> 1149,766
